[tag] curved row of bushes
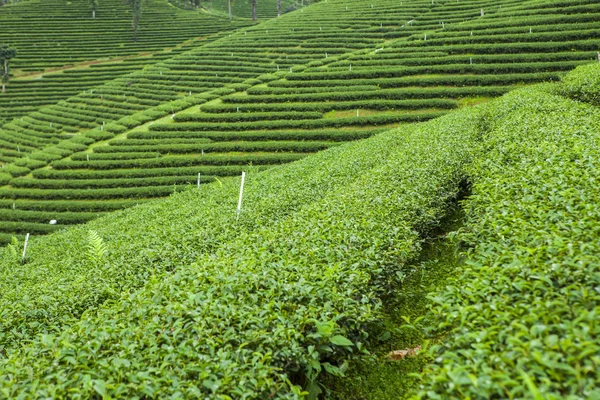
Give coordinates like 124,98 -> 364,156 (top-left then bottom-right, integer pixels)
417,63 -> 600,399
0,105 -> 481,397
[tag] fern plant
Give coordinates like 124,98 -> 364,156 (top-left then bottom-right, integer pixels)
5,236 -> 19,263
86,230 -> 108,265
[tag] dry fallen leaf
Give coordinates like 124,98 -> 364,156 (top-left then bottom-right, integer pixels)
388,345 -> 422,360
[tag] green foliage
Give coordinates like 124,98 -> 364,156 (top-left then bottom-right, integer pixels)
0,171 -> 10,185
417,79 -> 600,399
124,0 -> 143,41
0,44 -> 16,92
86,230 -> 107,265
554,62 -> 600,105
2,0 -> 600,242
0,105 -> 482,396
4,236 -> 19,263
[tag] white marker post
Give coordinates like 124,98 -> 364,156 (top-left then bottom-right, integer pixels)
236,172 -> 246,221
22,233 -> 30,264
197,173 -> 201,188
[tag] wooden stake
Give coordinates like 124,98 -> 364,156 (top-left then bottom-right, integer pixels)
236,172 -> 246,220
22,233 -> 30,264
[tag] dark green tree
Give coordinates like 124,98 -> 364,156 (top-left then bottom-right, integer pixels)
90,0 -> 98,18
124,0 -> 142,41
0,45 -> 16,94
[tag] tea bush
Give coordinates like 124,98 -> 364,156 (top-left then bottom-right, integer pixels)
0,117 -> 445,352
0,107 -> 482,397
554,62 -> 600,105
418,82 -> 600,399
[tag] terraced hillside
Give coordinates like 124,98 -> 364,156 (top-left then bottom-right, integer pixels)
0,0 -> 599,244
0,0 -> 253,122
0,0 -> 444,242
0,65 -> 598,398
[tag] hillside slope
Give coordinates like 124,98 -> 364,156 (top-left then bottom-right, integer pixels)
2,0 -> 598,243
0,64 -> 598,398
0,0 -> 447,242
0,0 -> 252,122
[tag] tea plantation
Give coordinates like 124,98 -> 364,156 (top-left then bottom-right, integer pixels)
0,0 -> 599,398
1,0 -> 599,244
0,0 -> 254,122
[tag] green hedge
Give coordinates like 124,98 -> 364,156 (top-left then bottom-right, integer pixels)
418,86 -> 600,398
91,141 -> 337,154
0,221 -> 62,235
150,112 -> 445,132
554,62 -> 600,105
200,99 -> 458,113
0,110 -> 447,356
50,153 -> 307,170
173,111 -> 324,122
9,175 -> 218,190
0,209 -> 101,224
0,185 -> 186,200
31,165 -> 265,180
0,106 -> 481,397
221,87 -> 513,104
0,199 -> 145,212
70,152 -> 162,161
128,129 -> 382,142
286,61 -> 586,81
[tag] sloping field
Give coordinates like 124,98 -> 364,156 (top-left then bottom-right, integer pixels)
0,0 -> 598,244
0,64 -> 598,398
0,0 -> 445,241
0,0 -> 252,122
